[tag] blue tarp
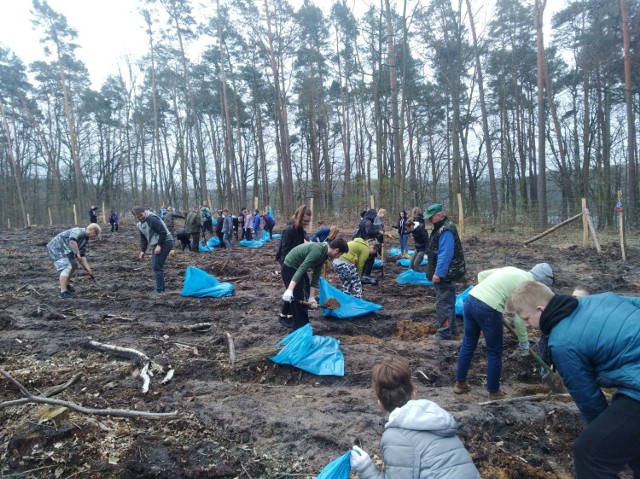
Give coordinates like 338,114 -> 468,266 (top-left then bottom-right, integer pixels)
180,266 -> 235,298
239,239 -> 264,248
455,285 -> 473,316
198,242 -> 214,252
272,233 -> 282,239
206,236 -> 220,248
319,277 -> 382,318
261,230 -> 272,242
389,248 -> 415,257
270,324 -> 344,376
396,269 -> 434,286
373,258 -> 382,269
317,451 -> 351,479
397,258 -> 427,268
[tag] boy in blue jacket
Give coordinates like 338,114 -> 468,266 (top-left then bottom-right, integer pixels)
508,280 -> 640,479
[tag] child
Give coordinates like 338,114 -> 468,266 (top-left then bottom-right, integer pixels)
394,210 -> 410,257
108,210 -> 119,232
350,359 -> 481,478
253,209 -> 262,240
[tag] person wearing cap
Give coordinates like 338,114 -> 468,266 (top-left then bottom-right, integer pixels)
507,280 -> 640,478
453,263 -> 554,400
425,203 -> 466,340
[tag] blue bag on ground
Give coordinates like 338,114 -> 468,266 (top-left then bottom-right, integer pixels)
396,269 -> 434,286
180,266 -> 234,298
261,230 -> 271,242
319,277 -> 382,318
397,258 -> 427,268
389,248 -> 415,257
272,233 -> 282,239
317,451 -> 351,479
455,285 -> 473,316
270,324 -> 344,376
207,236 -> 220,247
198,242 -> 214,252
373,258 -> 382,269
239,239 -> 264,248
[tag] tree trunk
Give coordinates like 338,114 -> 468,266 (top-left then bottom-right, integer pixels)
534,0 -> 547,228
621,0 -> 637,226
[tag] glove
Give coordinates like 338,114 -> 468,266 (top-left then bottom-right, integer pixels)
518,341 -> 530,351
350,445 -> 371,472
308,298 -> 318,310
282,290 -> 294,302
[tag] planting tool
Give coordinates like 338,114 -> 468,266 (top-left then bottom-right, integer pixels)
502,317 -> 566,394
298,298 -> 341,310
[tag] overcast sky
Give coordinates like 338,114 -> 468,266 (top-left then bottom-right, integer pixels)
0,0 -> 559,89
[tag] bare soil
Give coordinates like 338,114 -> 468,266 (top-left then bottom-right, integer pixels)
1,223 -> 638,478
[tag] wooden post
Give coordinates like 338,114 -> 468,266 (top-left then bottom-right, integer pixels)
369,195 -> 375,210
457,193 -> 464,239
48,207 -> 53,226
27,213 -> 31,227
73,204 -> 77,225
7,218 -> 10,228
581,198 -> 588,248
309,197 -> 314,233
253,196 -> 258,211
102,201 -> 106,224
584,208 -> 602,253
618,191 -> 626,261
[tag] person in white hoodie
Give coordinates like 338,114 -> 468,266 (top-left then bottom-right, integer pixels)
351,359 -> 481,479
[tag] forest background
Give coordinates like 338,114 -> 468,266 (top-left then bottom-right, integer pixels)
0,0 -> 638,231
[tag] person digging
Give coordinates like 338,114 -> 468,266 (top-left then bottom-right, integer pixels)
280,238 -> 348,330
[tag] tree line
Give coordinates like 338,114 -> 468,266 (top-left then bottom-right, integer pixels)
0,0 -> 638,229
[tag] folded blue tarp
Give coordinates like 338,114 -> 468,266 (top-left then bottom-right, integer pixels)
373,258 -> 382,269
260,230 -> 271,242
389,248 -> 415,257
319,277 -> 382,318
455,285 -> 473,316
270,324 -> 344,376
397,258 -> 427,268
206,236 -> 220,247
396,269 -> 434,286
239,239 -> 264,248
272,233 -> 282,239
180,266 -> 234,297
198,242 -> 214,252
317,451 -> 351,479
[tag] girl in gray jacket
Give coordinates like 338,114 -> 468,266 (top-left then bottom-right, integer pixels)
351,359 -> 481,479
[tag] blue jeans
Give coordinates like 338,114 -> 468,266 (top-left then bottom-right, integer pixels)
455,295 -> 504,393
223,232 -> 232,248
399,234 -> 409,253
152,240 -> 174,292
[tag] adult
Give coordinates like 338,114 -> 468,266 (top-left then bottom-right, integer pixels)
394,210 -> 410,257
281,238 -> 348,330
163,206 -> 184,236
332,238 -> 377,299
426,203 -> 466,340
215,210 -> 225,248
310,225 -> 338,243
243,209 -> 254,240
200,202 -> 213,239
373,208 -> 386,244
221,209 -> 233,248
356,208 -> 382,283
47,223 -> 101,298
508,281 -> 640,479
88,206 -> 98,223
132,206 -> 174,293
350,359 -> 481,479
454,264 -> 554,400
275,204 -> 312,323
108,210 -> 119,232
407,212 -> 428,272
263,211 -> 275,239
253,209 -> 262,240
184,205 -> 201,253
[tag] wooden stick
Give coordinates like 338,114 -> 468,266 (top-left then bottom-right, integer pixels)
226,332 -> 236,365
523,212 -> 582,245
618,191 -> 626,261
479,393 -> 571,405
457,193 -> 464,238
85,340 -> 150,365
584,208 -> 602,253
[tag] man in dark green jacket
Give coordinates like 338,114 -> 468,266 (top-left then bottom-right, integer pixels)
184,205 -> 201,253
281,238 -> 348,329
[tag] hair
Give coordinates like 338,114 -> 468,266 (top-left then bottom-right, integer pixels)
131,206 -> 145,215
292,204 -> 312,230
327,225 -> 339,241
328,237 -> 349,254
572,286 -> 590,298
506,280 -> 554,317
399,209 -> 407,217
86,223 -> 102,235
377,208 -> 387,216
410,206 -> 422,221
372,359 -> 414,412
222,208 -> 229,213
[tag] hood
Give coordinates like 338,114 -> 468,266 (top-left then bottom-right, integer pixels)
540,294 -> 579,335
530,263 -> 554,286
364,209 -> 377,221
386,399 -> 457,438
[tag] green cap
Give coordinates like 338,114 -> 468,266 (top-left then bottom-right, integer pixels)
425,203 -> 443,219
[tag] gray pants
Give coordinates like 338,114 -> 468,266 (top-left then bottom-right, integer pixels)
410,251 -> 425,272
435,281 -> 457,338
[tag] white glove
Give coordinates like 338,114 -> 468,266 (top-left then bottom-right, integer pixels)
350,445 -> 371,472
282,290 -> 294,302
308,298 -> 318,310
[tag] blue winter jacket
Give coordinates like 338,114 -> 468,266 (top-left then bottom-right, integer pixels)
547,292 -> 640,423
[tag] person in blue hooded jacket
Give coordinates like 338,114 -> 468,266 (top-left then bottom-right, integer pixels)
508,280 -> 640,479
350,359 -> 480,479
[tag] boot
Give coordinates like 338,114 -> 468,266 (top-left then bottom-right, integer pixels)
453,381 -> 470,394
488,390 -> 507,400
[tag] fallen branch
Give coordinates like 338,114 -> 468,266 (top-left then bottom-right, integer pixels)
140,363 -> 151,394
226,332 -> 236,365
161,368 -> 174,385
479,393 -> 571,405
85,340 -> 150,365
180,322 -> 213,331
524,213 -> 583,245
0,369 -> 176,418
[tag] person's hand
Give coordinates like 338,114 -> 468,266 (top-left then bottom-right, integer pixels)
139,251 -> 145,260
308,298 -> 318,310
350,445 -> 371,472
154,245 -> 161,255
86,269 -> 94,279
282,290 -> 294,302
432,274 -> 441,283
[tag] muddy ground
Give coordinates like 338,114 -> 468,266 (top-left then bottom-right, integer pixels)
1,220 -> 639,478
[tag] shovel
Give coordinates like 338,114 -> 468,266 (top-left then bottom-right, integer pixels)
502,317 -> 566,394
298,298 -> 341,310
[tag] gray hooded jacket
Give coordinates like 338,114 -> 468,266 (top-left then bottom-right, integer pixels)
357,399 -> 480,479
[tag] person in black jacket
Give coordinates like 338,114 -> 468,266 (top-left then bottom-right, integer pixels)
215,210 -> 225,248
408,214 -> 429,272
132,206 -> 174,293
89,206 -> 98,223
357,209 -> 382,283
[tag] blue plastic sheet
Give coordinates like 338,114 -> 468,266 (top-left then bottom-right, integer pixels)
396,269 -> 434,286
198,242 -> 214,252
373,258 -> 382,269
319,277 -> 382,318
260,230 -> 271,242
180,266 -> 235,298
455,285 -> 473,316
270,324 -> 344,376
317,451 -> 351,479
397,258 -> 427,268
206,237 -> 220,248
389,248 -> 415,257
239,239 -> 264,248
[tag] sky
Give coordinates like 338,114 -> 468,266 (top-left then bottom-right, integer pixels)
0,0 -> 560,89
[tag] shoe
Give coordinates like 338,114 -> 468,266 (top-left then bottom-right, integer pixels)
488,390 -> 507,400
278,315 -> 294,329
66,283 -> 75,292
453,381 -> 470,394
59,290 -> 73,298
434,332 -> 453,340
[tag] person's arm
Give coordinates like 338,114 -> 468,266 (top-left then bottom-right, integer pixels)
139,230 -> 149,257
147,215 -> 168,246
434,230 -> 454,279
290,247 -> 324,286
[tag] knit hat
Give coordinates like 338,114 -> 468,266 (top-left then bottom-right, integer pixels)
530,263 -> 554,286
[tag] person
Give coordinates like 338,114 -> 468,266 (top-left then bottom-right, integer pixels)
281,238 -> 348,330
253,209 -> 262,240
407,212 -> 428,272
200,202 -> 213,239
426,203 -> 466,340
350,359 -> 481,479
47,223 -> 101,298
163,206 -> 183,236
332,238 -> 377,299
394,210 -> 410,258
88,206 -> 98,223
507,281 -> 640,478
222,209 -> 233,248
243,209 -> 254,240
132,206 -> 174,294
373,208 -> 386,244
237,210 -> 245,240
310,225 -> 338,243
276,204 -> 312,324
263,211 -> 275,239
215,210 -> 225,248
356,208 -> 382,282
108,210 -> 119,232
453,263 -> 554,400
184,205 -> 201,252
